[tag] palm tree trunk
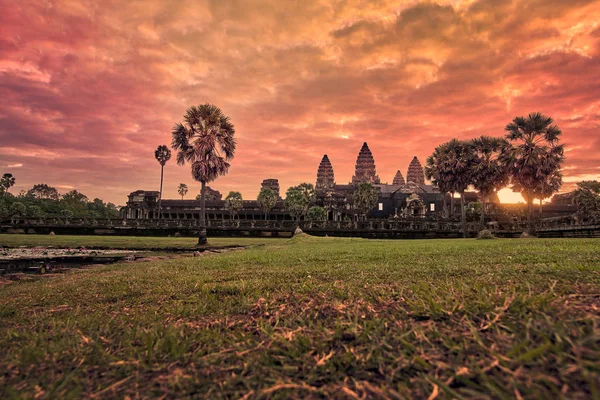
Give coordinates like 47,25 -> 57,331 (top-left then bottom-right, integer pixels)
450,193 -> 455,218
442,193 -> 448,218
527,198 -> 534,235
158,165 -> 164,220
460,191 -> 467,238
480,196 -> 486,231
198,181 -> 208,246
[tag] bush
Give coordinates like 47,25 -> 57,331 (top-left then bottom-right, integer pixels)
477,229 -> 495,240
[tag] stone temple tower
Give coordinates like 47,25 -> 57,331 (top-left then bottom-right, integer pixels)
261,178 -> 281,199
406,156 -> 425,185
316,155 -> 335,191
392,170 -> 405,186
351,142 -> 380,184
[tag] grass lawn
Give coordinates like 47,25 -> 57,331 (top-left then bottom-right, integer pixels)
0,234 -> 282,250
1,236 -> 599,399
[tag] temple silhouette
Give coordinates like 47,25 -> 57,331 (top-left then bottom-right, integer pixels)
122,142 -> 445,220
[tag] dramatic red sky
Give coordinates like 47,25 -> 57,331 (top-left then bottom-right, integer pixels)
1,0 -> 599,205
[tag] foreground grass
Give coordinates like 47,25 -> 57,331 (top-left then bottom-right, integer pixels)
1,236 -> 599,399
0,234 -> 282,249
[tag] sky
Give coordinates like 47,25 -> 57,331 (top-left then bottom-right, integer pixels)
1,0 -> 599,205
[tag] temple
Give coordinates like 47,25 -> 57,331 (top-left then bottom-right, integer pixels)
351,143 -> 380,184
406,156 -> 425,185
261,178 -> 281,199
122,141 -> 446,221
392,170 -> 405,186
316,155 -> 335,192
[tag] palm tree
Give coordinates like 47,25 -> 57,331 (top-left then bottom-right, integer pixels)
257,187 -> 277,220
425,144 -> 455,217
177,183 -> 188,200
426,139 -> 474,237
1,173 -> 16,196
171,104 -> 236,246
469,136 -> 510,229
155,145 -> 171,219
225,191 -> 243,220
503,113 -> 564,235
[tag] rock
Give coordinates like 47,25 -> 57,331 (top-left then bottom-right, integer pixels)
294,227 -> 304,236
49,231 -> 55,235
520,232 -> 536,238
193,251 -> 202,257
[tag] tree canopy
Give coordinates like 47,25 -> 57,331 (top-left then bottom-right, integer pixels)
224,191 -> 243,219
284,183 -> 315,221
257,187 -> 277,219
353,183 -> 379,219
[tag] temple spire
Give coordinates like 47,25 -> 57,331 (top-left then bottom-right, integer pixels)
406,156 -> 425,185
351,142 -> 380,184
316,154 -> 335,191
392,170 -> 405,185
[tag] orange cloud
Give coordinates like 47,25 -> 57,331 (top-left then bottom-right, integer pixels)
1,0 -> 599,204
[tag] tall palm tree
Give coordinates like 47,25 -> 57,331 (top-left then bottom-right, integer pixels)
155,145 -> 171,219
470,136 -> 510,229
503,113 -> 564,235
171,104 -> 236,246
257,187 -> 277,220
426,139 -> 474,237
177,183 -> 188,200
425,143 -> 454,217
1,173 -> 16,196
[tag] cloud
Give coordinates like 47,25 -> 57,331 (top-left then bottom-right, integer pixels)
1,0 -> 599,203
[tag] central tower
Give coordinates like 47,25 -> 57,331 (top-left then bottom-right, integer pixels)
316,154 -> 335,191
351,142 -> 380,184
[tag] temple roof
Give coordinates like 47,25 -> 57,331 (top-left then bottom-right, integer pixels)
351,142 -> 380,184
316,154 -> 335,191
406,156 -> 425,185
392,170 -> 405,186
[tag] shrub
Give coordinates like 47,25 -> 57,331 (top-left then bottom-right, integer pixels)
477,229 -> 495,240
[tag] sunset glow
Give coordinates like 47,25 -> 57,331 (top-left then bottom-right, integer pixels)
1,0 -> 599,204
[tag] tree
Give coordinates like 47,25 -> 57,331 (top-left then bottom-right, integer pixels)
1,173 -> 16,196
425,143 -> 456,217
574,181 -> 600,222
469,136 -> 510,229
61,190 -> 89,217
307,206 -> 327,221
352,182 -> 379,220
27,205 -> 45,219
172,104 -> 236,246
224,191 -> 243,220
27,184 -> 59,200
155,145 -> 172,219
425,139 -> 474,237
10,202 -> 26,217
503,113 -> 564,235
177,183 -> 188,200
284,183 -> 315,222
60,209 -> 74,219
257,187 -> 277,220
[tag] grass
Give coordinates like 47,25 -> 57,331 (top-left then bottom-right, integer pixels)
0,234 -> 281,249
1,235 -> 599,399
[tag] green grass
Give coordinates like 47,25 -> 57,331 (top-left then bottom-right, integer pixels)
1,236 -> 599,399
0,234 -> 282,249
